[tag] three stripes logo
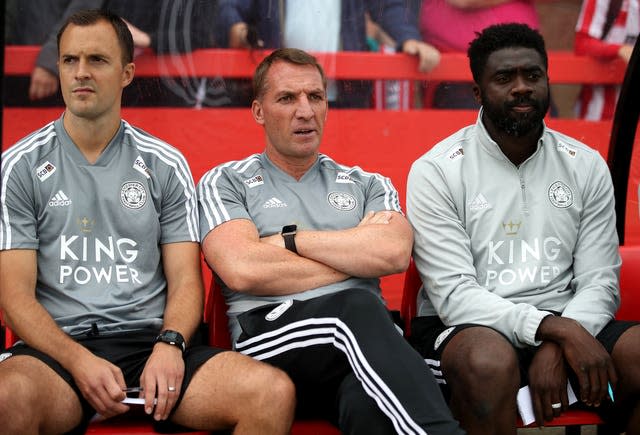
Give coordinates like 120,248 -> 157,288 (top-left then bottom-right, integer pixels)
262,197 -> 287,208
48,190 -> 72,207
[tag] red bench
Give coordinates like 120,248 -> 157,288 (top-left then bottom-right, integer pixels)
401,244 -> 640,431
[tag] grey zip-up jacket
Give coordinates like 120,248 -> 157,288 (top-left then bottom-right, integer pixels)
407,111 -> 620,348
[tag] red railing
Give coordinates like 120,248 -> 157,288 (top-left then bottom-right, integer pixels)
4,46 -> 627,84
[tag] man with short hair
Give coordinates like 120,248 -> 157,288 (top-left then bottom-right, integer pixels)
407,23 -> 640,434
198,47 -> 464,435
0,9 -> 294,434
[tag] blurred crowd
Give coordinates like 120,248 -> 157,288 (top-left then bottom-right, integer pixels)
4,0 -> 638,117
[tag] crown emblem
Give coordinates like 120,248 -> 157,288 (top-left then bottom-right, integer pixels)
78,216 -> 95,233
502,220 -> 521,236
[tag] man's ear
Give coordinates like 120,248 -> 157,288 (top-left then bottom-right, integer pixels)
472,84 -> 482,105
122,62 -> 135,88
251,99 -> 265,125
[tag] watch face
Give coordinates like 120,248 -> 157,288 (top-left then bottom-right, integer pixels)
162,331 -> 179,341
282,224 -> 297,235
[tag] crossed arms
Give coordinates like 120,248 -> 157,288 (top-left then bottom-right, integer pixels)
202,210 -> 413,297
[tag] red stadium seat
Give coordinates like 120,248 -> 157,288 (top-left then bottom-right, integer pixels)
400,245 -> 640,430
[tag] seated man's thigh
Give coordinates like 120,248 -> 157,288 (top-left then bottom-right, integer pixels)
172,350 -> 294,429
441,326 -> 519,383
0,354 -> 83,432
609,322 -> 640,392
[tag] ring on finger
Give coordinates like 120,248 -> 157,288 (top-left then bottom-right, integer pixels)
168,386 -> 176,392
551,402 -> 562,409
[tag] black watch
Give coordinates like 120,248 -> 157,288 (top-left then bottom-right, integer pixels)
281,224 -> 298,254
155,330 -> 186,352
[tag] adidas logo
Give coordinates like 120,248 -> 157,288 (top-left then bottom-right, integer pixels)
262,197 -> 287,208
48,190 -> 72,207
469,193 -> 491,211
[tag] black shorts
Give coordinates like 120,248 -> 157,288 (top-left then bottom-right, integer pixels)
411,316 -> 637,385
0,329 -> 225,432
410,316 -> 638,429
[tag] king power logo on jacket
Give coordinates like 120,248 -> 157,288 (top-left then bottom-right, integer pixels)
483,236 -> 563,286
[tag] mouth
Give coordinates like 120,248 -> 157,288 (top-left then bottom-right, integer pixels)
72,87 -> 95,95
293,128 -> 315,136
511,104 -> 533,113
508,98 -> 537,113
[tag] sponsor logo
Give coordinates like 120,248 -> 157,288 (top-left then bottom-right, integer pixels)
335,172 -> 355,184
502,220 -> 522,236
448,146 -> 464,161
469,193 -> 491,211
133,156 -> 151,179
548,181 -> 573,208
58,235 -> 141,285
484,236 -> 564,287
327,192 -> 357,211
120,182 -> 147,209
557,142 -> 577,158
36,161 -> 56,182
244,175 -> 264,188
434,327 -> 456,350
266,300 -> 293,321
48,190 -> 72,207
263,197 -> 287,208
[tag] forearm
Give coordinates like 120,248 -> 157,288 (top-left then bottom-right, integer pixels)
295,218 -> 412,277
161,281 -> 202,343
215,242 -> 348,295
2,292 -> 91,368
536,315 -> 581,344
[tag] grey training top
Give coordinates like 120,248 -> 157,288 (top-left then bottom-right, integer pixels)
406,110 -> 620,348
1,115 -> 198,336
198,152 -> 402,341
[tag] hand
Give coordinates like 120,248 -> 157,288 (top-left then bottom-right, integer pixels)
140,343 -> 185,420
68,351 -> 129,418
357,210 -> 393,226
528,342 -> 568,426
29,67 -> 59,100
401,39 -> 441,73
539,316 -> 617,407
618,45 -> 633,63
123,20 -> 151,49
229,22 -> 251,48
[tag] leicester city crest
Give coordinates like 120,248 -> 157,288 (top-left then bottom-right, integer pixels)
120,181 -> 147,209
328,192 -> 357,211
548,181 -> 573,208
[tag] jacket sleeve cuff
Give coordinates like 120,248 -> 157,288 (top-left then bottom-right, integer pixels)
522,310 -> 555,346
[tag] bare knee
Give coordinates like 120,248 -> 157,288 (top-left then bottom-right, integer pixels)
247,362 -> 296,417
0,367 -> 42,431
443,328 -> 519,418
612,325 -> 640,395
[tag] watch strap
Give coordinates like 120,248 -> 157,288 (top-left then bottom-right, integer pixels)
283,233 -> 297,253
155,330 -> 186,352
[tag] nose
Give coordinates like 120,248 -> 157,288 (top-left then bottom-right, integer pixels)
511,74 -> 532,95
295,95 -> 314,119
75,58 -> 91,80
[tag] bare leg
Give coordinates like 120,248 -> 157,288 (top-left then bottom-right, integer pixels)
171,351 -> 295,434
610,324 -> 640,435
441,327 -> 520,435
0,355 -> 83,435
